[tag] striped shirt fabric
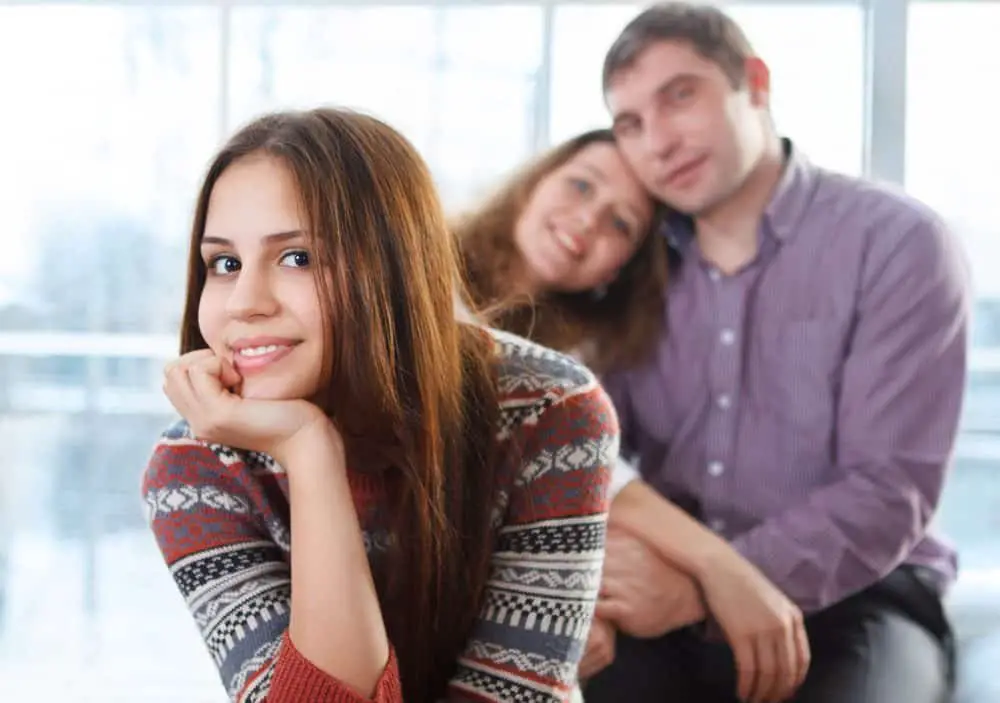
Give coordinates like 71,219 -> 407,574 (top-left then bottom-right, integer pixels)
603,140 -> 970,612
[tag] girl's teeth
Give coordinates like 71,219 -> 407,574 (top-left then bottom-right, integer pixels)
240,345 -> 283,357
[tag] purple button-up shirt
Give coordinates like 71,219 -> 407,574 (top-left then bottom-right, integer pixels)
604,142 -> 970,612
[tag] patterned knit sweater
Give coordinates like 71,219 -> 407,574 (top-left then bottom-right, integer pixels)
142,330 -> 618,702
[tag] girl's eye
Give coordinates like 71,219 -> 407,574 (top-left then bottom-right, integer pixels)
280,251 -> 310,268
208,255 -> 240,276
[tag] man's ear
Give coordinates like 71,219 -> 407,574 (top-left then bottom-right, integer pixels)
744,57 -> 771,107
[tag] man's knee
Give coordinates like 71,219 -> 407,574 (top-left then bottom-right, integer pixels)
795,606 -> 951,703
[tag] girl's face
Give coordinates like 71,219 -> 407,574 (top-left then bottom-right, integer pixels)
197,154 -> 326,401
513,141 -> 654,295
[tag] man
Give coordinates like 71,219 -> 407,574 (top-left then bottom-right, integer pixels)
582,3 -> 968,702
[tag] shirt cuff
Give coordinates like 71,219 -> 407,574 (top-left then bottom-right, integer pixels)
608,455 -> 640,500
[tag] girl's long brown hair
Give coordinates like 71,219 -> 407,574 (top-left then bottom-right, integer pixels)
180,108 -> 501,702
454,129 -> 668,375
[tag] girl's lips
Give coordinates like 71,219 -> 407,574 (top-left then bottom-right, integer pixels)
231,342 -> 298,375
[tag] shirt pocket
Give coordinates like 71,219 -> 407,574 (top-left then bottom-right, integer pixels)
754,319 -> 842,436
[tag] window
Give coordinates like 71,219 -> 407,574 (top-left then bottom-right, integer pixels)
549,5 -> 639,141
550,3 -> 865,176
0,5 -> 222,698
906,1 -> 1000,575
229,5 -> 544,209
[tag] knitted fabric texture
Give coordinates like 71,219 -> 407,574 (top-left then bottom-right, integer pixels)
142,330 -> 617,702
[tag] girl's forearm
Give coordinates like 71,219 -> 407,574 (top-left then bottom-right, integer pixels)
283,424 -> 390,697
610,480 -> 733,580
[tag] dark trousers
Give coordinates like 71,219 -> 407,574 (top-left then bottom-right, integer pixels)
584,566 -> 955,703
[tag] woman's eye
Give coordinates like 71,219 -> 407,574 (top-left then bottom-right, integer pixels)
570,178 -> 592,195
280,251 -> 310,268
613,217 -> 632,236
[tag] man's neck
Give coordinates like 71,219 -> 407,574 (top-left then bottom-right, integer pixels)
695,137 -> 785,274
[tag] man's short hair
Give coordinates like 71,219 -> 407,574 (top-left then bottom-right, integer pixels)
603,3 -> 756,91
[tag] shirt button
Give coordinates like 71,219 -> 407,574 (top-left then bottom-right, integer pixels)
708,268 -> 721,282
720,328 -> 735,345
707,461 -> 725,477
717,394 -> 731,409
709,518 -> 726,532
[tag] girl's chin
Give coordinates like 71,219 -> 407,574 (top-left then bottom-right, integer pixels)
238,382 -> 295,401
238,377 -> 319,403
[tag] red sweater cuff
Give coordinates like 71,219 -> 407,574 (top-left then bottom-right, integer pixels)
268,632 -> 402,702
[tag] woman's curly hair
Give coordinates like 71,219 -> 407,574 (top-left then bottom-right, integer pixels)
454,128 -> 669,375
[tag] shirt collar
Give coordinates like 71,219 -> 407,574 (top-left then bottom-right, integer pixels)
661,138 -> 817,256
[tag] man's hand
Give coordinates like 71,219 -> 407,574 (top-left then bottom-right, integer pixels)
602,479 -> 810,701
595,527 -> 705,638
699,555 -> 811,703
579,616 -> 616,680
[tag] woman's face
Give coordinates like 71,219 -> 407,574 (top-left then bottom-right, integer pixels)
197,155 -> 326,401
513,141 -> 654,295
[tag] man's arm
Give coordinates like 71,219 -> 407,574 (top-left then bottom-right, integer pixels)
731,213 -> 969,612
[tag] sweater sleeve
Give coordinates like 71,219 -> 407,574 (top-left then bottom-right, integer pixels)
141,428 -> 403,703
444,379 -> 617,701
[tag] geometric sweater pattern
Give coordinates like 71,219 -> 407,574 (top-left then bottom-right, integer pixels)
141,329 -> 618,702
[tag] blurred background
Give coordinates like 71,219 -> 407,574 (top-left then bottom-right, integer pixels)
0,0 -> 997,700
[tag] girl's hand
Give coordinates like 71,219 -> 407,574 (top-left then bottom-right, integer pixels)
163,349 -> 332,464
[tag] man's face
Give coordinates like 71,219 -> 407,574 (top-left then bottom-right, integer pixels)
606,40 -> 770,216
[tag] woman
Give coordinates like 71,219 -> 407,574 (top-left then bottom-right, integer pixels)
141,108 -> 617,703
455,128 -> 669,376
456,131 -> 808,690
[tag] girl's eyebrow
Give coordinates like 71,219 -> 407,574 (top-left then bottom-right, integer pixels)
201,230 -> 305,247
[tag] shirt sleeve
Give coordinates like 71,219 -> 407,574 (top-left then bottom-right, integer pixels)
445,379 -> 617,701
730,214 -> 969,612
608,456 -> 641,500
142,433 -> 403,703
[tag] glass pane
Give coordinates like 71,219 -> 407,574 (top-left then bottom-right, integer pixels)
907,2 -> 1000,574
549,5 -> 640,142
0,8 -> 216,337
228,6 -> 543,208
0,6 -> 222,700
550,3 -> 865,176
907,2 -> 1000,342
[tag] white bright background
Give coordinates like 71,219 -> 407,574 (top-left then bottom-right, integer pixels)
0,1 -> 996,700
